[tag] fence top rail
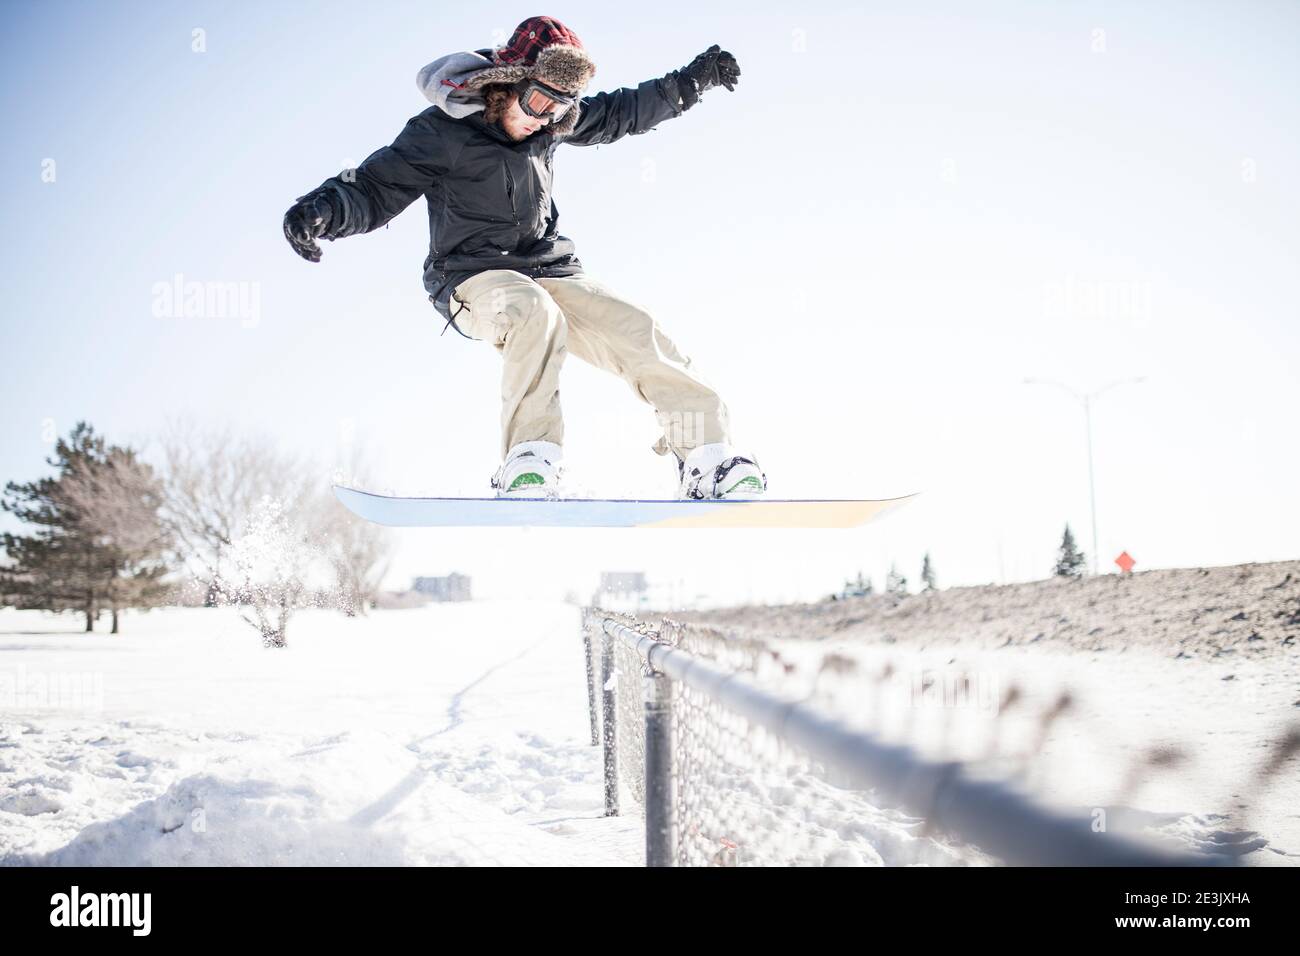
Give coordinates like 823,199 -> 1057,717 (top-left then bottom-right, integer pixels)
591,613 -> 1226,868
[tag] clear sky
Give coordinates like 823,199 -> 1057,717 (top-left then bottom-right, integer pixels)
2,0 -> 1298,604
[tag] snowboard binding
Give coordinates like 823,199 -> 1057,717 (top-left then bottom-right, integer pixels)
676,444 -> 767,500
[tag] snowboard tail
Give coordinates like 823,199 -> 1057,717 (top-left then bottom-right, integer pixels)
333,485 -> 915,529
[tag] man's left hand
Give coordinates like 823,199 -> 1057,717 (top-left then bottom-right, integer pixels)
677,44 -> 741,110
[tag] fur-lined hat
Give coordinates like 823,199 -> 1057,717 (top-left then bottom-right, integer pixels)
459,16 -> 597,138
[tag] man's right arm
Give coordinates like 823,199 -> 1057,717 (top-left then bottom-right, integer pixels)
285,109 -> 456,260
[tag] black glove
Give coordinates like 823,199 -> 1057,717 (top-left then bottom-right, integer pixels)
283,191 -> 335,263
673,44 -> 741,111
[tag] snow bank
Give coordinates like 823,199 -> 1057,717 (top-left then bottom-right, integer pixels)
0,602 -> 641,866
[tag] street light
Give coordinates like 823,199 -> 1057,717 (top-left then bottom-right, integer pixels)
1024,376 -> 1147,575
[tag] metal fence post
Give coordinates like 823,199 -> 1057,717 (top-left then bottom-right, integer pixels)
601,628 -> 618,816
583,613 -> 599,747
644,668 -> 676,867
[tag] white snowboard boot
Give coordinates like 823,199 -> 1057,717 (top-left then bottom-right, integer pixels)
491,440 -> 563,498
675,442 -> 767,500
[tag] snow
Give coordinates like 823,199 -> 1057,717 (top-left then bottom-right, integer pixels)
0,602 -> 643,866
4,582 -> 1292,866
659,562 -> 1300,866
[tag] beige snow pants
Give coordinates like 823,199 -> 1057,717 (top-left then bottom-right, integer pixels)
449,270 -> 731,462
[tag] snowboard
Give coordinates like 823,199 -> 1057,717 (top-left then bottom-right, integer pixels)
333,485 -> 915,529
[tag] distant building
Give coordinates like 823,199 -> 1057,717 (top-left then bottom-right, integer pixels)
413,573 -> 472,602
599,572 -> 647,597
593,571 -> 648,610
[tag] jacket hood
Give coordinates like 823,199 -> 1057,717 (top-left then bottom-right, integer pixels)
416,49 -> 497,118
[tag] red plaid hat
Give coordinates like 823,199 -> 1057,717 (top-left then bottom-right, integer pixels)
494,16 -> 586,67
462,15 -> 597,99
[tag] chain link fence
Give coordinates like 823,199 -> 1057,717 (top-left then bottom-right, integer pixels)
582,607 -> 1227,868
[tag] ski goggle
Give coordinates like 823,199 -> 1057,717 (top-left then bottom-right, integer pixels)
514,79 -> 577,121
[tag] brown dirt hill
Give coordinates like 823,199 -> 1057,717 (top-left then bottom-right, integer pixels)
654,560 -> 1300,660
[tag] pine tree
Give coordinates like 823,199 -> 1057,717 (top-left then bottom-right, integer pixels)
886,563 -> 908,595
1,422 -> 173,632
921,553 -> 937,591
1054,523 -> 1086,578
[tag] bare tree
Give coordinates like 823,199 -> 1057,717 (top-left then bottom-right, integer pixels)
314,443 -> 393,616
159,422 -> 309,587
158,421 -> 327,646
312,494 -> 391,616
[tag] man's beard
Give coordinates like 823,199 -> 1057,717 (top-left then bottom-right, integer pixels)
496,117 -> 528,142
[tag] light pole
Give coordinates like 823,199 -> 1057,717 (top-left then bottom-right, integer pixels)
1024,376 -> 1146,575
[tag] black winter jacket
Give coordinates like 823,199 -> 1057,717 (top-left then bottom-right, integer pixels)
302,72 -> 686,334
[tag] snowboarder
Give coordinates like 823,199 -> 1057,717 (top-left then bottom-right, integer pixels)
283,16 -> 767,501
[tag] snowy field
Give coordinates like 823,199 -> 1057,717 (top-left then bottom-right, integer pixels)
0,602 -> 644,866
2,596 -> 1294,866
